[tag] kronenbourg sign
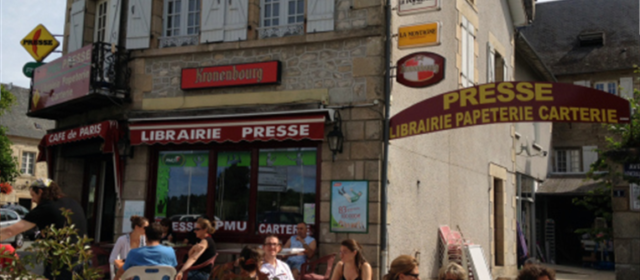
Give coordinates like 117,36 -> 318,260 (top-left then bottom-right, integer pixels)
390,82 -> 631,140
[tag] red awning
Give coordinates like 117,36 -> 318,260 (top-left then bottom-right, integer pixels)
129,114 -> 326,145
37,120 -> 124,209
37,120 -> 121,161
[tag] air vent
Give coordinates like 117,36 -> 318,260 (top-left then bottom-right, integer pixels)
578,31 -> 605,47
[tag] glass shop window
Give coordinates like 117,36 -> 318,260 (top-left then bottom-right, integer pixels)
214,151 -> 251,233
155,151 -> 209,235
255,148 -> 317,235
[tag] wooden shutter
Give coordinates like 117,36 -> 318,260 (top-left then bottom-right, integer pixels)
467,21 -> 475,85
620,77 -> 634,99
487,43 -> 495,83
582,146 -> 598,172
461,18 -> 469,87
224,0 -> 248,42
126,0 -> 152,49
69,0 -> 86,53
201,0 -> 226,43
573,80 -> 591,87
503,61 -> 508,82
307,0 -> 335,33
106,0 -> 122,45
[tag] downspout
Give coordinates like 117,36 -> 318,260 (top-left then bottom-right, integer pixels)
380,0 -> 392,275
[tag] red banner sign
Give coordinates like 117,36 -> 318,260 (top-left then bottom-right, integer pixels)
181,61 -> 281,90
31,45 -> 92,112
390,82 -> 632,140
396,52 -> 445,88
130,114 -> 326,145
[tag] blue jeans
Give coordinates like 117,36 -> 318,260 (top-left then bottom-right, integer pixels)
187,270 -> 210,280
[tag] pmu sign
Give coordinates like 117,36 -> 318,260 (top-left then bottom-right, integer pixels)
20,24 -> 59,62
396,52 -> 445,88
390,82 -> 631,139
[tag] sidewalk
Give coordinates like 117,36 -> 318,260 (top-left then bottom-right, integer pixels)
546,264 -> 615,280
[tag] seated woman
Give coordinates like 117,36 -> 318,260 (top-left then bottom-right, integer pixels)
159,218 -> 176,244
109,216 -> 148,277
330,239 -> 372,280
176,218 -> 217,280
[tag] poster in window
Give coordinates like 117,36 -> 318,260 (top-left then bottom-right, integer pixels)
330,180 -> 368,233
631,184 -> 640,211
155,151 -> 209,220
304,203 -> 315,225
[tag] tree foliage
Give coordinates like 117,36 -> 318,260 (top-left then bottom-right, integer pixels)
0,84 -> 19,183
575,84 -> 640,241
0,208 -> 103,280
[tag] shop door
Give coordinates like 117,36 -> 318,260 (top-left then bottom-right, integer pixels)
83,157 -> 116,243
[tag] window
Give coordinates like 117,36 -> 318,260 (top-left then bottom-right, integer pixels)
94,0 -> 108,42
595,81 -> 617,95
161,0 -> 201,48
151,144 -> 319,241
487,46 -> 507,83
553,149 -> 581,173
21,152 -> 35,175
255,148 -> 317,232
460,16 -> 475,87
215,151 -> 251,222
155,151 -> 209,223
259,0 -> 305,38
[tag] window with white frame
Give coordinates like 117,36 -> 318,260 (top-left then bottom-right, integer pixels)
21,152 -> 36,176
461,16 -> 475,87
487,45 -> 507,83
161,0 -> 201,48
259,0 -> 305,38
553,149 -> 581,173
595,81 -> 617,95
94,0 -> 108,42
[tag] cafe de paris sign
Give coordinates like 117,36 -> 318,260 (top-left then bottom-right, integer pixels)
390,82 -> 631,139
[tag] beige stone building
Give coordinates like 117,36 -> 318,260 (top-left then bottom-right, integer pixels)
0,84 -> 54,208
25,0 -> 550,279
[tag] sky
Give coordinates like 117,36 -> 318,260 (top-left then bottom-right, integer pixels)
0,0 -> 66,88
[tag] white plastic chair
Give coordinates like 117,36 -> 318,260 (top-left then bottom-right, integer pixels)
120,266 -> 177,280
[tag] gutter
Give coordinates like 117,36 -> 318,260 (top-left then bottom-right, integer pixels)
380,0 -> 392,274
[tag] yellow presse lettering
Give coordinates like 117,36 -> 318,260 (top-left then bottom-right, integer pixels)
497,82 -> 515,102
535,83 -> 554,101
516,82 -> 534,101
443,92 -> 459,110
479,84 -> 496,104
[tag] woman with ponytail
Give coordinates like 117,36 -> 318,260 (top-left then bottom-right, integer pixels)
382,255 -> 420,280
109,215 -> 149,275
330,239 -> 372,280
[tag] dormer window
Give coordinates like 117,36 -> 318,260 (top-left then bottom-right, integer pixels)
578,31 -> 605,47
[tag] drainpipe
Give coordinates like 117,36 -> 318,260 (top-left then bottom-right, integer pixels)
380,0 -> 392,275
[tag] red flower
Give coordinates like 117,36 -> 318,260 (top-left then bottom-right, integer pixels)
0,182 -> 13,194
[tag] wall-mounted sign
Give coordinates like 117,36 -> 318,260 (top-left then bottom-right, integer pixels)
398,0 -> 440,15
22,62 -> 45,78
397,52 -> 445,88
398,22 -> 441,49
20,24 -> 59,62
181,61 -> 281,90
624,163 -> 640,178
31,44 -> 92,113
390,82 -> 632,140
330,181 -> 368,233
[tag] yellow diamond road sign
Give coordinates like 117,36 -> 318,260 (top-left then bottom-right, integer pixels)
21,24 -> 59,62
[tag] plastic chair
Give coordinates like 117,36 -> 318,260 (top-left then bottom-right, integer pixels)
182,253 -> 218,280
121,265 -> 177,280
299,254 -> 336,280
174,246 -> 191,269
